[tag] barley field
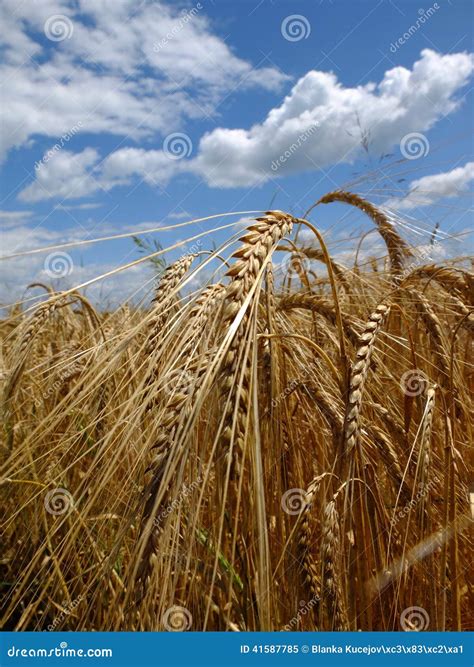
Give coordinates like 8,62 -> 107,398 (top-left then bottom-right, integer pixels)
0,192 -> 472,632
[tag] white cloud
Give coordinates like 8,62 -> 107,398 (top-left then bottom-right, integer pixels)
0,0 -> 69,64
100,148 -> 182,188
55,202 -> 102,211
46,261 -> 155,309
0,219 -> 157,307
385,161 -> 474,209
19,148 -> 102,202
18,144 -> 187,202
0,209 -> 33,228
0,0 -> 288,162
0,222 -> 64,304
166,210 -> 192,220
11,43 -> 474,201
189,49 -> 473,187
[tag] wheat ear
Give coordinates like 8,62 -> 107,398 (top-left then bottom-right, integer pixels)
410,289 -> 449,380
3,297 -> 64,404
218,211 -> 295,474
341,302 -> 391,462
139,286 -> 224,579
282,245 -> 350,291
318,191 -> 411,275
278,294 -> 361,347
419,384 -> 436,492
320,499 -> 349,630
409,265 -> 473,304
145,254 -> 197,354
295,480 -> 321,630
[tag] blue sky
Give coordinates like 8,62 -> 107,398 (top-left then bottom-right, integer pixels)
0,0 -> 473,305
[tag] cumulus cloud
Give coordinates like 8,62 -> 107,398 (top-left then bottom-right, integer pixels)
19,48 -> 473,201
19,145 -> 185,202
0,0 -> 288,162
385,161 -> 474,209
190,49 -> 473,187
100,148 -> 182,188
19,148 -> 102,202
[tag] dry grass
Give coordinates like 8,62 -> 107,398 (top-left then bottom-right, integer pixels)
0,194 -> 472,632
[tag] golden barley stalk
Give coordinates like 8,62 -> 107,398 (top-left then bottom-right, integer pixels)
341,302 -> 391,461
318,191 -> 412,275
